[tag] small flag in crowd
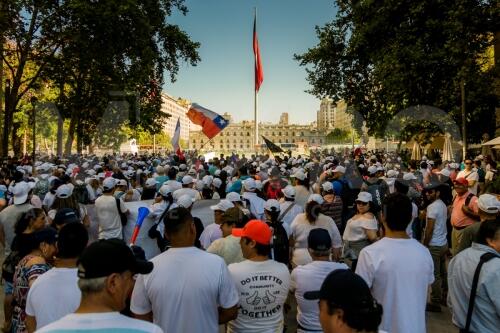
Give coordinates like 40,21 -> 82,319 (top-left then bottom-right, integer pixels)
186,103 -> 228,139
262,136 -> 283,153
253,14 -> 264,92
171,118 -> 184,159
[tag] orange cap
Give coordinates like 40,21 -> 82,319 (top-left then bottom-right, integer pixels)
232,220 -> 271,245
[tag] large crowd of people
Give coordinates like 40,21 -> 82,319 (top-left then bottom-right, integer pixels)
0,148 -> 499,333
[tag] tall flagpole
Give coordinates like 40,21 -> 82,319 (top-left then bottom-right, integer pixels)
254,7 -> 259,150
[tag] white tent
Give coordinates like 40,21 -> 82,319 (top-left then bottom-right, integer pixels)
481,136 -> 500,146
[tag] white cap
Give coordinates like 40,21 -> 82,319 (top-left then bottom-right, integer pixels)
226,191 -> 242,202
202,175 -> 213,186
439,169 -> 451,177
477,194 -> 500,214
103,177 -> 117,190
56,184 -> 73,198
195,180 -> 204,191
282,185 -> 295,198
11,182 -> 30,205
264,199 -> 280,212
145,178 -> 158,188
158,184 -> 173,197
333,165 -> 346,174
292,170 -> 306,181
179,164 -> 187,170
356,191 -> 373,203
210,199 -> 234,212
212,178 -> 223,189
177,194 -> 194,208
156,166 -> 165,174
243,178 -> 257,191
367,166 -> 378,174
182,175 -> 194,185
403,172 -> 417,181
386,170 -> 398,178
116,179 -> 128,187
321,182 -> 334,192
307,193 -> 324,205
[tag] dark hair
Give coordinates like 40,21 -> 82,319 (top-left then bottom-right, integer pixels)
242,237 -> 270,256
168,167 -> 177,180
420,161 -> 428,169
477,218 -> 500,246
382,193 -> 412,231
394,180 -> 409,195
50,196 -> 81,218
326,301 -> 383,332
24,227 -> 58,254
57,222 -> 89,259
162,207 -> 193,235
296,177 -> 310,190
474,160 -> 481,167
355,201 -> 377,215
305,201 -> 322,224
15,208 -> 45,235
161,193 -> 174,205
265,207 -> 280,224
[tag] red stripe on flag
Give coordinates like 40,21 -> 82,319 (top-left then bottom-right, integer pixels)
253,16 -> 263,92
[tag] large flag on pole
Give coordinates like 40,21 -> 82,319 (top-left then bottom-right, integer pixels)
253,14 -> 264,92
187,103 -> 228,139
171,118 -> 184,159
262,136 -> 283,153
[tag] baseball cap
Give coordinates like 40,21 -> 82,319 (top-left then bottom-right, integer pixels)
56,184 -> 73,199
102,177 -> 117,190
158,184 -> 173,197
53,208 -> 80,226
424,181 -> 442,190
177,194 -> 195,208
145,178 -> 159,188
453,178 -> 469,187
292,170 -> 306,181
402,172 -> 417,181
264,199 -> 280,212
212,178 -> 223,189
333,165 -> 346,174
303,269 -> 379,315
356,192 -> 372,203
210,199 -> 234,212
232,220 -> 271,245
282,185 -> 296,198
386,170 -> 398,178
77,238 -> 153,279
116,179 -> 128,187
367,165 -> 378,175
182,175 -> 194,185
226,191 -> 242,202
438,169 -> 451,177
307,193 -> 325,205
321,182 -> 334,193
477,194 -> 500,214
243,178 -> 257,191
11,182 -> 30,205
308,228 -> 332,251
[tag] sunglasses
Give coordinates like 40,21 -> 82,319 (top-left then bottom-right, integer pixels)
465,162 -> 472,165
356,201 -> 369,206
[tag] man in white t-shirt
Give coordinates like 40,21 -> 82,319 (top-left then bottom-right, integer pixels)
457,159 -> 479,195
422,182 -> 449,312
241,178 -> 265,220
131,207 -> 239,333
25,222 -> 88,331
95,177 -> 129,239
303,269 -> 385,333
199,199 -> 234,249
172,175 -> 202,201
291,229 -> 348,332
227,220 -> 290,333
356,193 -> 434,333
37,238 -> 161,333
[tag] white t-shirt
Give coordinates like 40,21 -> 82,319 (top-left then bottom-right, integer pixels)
36,312 -> 163,333
457,170 -> 479,195
241,192 -> 266,220
356,237 -> 434,333
42,192 -> 56,209
406,203 -> 418,238
291,261 -> 349,331
426,199 -> 448,246
291,213 -> 342,266
131,247 -> 239,333
207,235 -> 244,265
25,268 -> 80,330
343,214 -> 378,242
199,223 -> 223,249
227,260 -> 290,333
172,187 -> 201,201
95,195 -> 126,239
279,201 -> 304,230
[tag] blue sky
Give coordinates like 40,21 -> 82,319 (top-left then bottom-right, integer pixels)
165,0 -> 337,125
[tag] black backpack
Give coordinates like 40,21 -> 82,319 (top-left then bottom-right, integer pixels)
73,183 -> 90,205
269,220 -> 289,266
364,179 -> 385,213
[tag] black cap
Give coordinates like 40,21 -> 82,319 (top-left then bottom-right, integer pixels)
33,227 -> 58,244
304,269 -> 379,314
424,181 -> 441,190
77,238 -> 153,279
53,208 -> 80,226
308,229 -> 332,251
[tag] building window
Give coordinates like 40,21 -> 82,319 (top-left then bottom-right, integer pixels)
285,139 -> 288,143
278,132 -> 281,136
240,139 -> 243,143
233,132 -> 237,136
247,144 -> 250,148
285,132 -> 288,136
272,132 -> 275,136
301,132 -> 304,136
247,132 -> 250,136
292,132 -> 295,136
192,140 -> 196,144
240,145 -> 243,149
312,139 -> 315,143
220,132 -> 224,136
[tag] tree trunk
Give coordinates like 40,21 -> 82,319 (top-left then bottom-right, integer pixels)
64,110 -> 77,156
56,114 -> 64,157
11,118 -> 22,157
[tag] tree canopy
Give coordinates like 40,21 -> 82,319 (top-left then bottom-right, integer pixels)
295,0 -> 499,143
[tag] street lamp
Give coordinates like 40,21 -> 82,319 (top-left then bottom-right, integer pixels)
30,96 -> 38,170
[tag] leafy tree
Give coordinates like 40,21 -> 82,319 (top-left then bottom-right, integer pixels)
296,0 -> 498,144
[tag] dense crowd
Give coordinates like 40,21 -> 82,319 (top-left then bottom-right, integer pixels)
0,149 -> 499,333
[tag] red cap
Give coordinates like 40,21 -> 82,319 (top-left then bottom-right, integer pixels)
232,220 -> 271,245
454,178 -> 469,187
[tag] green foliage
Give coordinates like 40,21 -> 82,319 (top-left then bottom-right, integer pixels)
296,0 -> 499,142
326,128 -> 350,143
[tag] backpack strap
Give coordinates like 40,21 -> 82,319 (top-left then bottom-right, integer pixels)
463,252 -> 499,332
464,193 -> 475,207
278,203 -> 295,221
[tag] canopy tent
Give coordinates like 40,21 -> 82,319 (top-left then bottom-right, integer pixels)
481,136 -> 500,146
442,134 -> 454,162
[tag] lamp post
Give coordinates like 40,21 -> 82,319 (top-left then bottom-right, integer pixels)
30,96 -> 38,170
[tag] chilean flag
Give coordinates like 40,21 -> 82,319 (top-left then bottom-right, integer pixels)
187,103 -> 228,139
253,14 -> 263,92
171,118 -> 184,158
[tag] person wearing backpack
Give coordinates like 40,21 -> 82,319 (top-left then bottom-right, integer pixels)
95,177 -> 129,240
263,199 -> 290,266
361,166 -> 389,219
474,159 -> 486,194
